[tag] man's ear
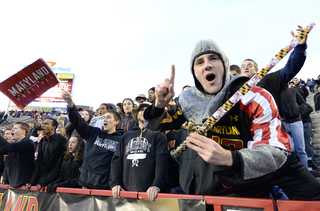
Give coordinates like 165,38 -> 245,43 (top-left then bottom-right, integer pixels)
115,120 -> 120,127
23,130 -> 27,137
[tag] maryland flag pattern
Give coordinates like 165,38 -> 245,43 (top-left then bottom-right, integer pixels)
275,48 -> 289,60
256,67 -> 269,79
222,100 -> 235,112
239,83 -> 251,95
297,28 -> 310,41
205,116 -> 218,128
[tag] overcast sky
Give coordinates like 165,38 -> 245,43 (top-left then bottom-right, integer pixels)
0,0 -> 319,111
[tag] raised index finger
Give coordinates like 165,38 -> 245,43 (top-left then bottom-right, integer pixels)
170,65 -> 175,85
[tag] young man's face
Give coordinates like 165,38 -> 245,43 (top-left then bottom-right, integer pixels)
138,106 -> 147,123
116,106 -> 122,114
103,112 -> 119,133
193,53 -> 224,94
293,78 -> 299,85
4,130 -> 13,142
136,97 -> 146,104
241,60 -> 258,78
37,119 -> 43,126
99,104 -> 107,116
29,122 -> 35,129
230,70 -> 238,76
11,125 -> 26,141
288,83 -> 295,88
42,119 -> 56,136
148,90 -> 156,102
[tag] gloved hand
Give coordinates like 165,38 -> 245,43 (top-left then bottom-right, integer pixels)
46,183 -> 59,193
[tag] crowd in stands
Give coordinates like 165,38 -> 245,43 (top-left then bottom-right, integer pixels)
1,26 -> 320,208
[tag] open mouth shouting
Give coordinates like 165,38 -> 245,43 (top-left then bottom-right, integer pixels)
193,53 -> 225,94
206,73 -> 216,83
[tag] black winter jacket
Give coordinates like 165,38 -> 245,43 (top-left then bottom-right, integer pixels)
280,88 -> 307,123
29,133 -> 67,186
0,136 -> 35,187
47,155 -> 83,192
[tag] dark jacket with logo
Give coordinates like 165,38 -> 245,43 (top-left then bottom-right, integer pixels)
109,128 -> 169,192
67,106 -> 123,188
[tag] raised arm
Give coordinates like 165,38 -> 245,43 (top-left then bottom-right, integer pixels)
280,25 -> 308,84
61,89 -> 75,108
61,89 -> 95,139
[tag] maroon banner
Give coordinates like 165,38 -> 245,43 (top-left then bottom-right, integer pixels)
0,58 -> 59,109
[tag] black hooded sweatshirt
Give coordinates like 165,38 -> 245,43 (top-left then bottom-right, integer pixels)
67,106 -> 123,187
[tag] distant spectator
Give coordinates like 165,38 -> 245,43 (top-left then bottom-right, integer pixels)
46,135 -> 85,192
314,86 -> 320,112
135,94 -> 147,104
280,84 -> 308,167
307,78 -> 315,93
117,98 -> 138,133
56,125 -> 68,140
314,75 -> 320,86
3,129 -> 14,143
66,109 -> 93,140
182,85 -> 191,91
230,64 -> 241,76
0,121 -> 35,187
300,101 -> 318,171
148,87 -> 156,104
94,109 -> 99,117
27,120 -> 36,138
3,112 -> 8,122
90,103 -> 116,129
293,77 -> 309,100
29,118 -> 44,152
26,118 -> 67,191
110,102 -> 169,201
288,81 -> 295,88
116,103 -> 122,114
58,115 -> 67,127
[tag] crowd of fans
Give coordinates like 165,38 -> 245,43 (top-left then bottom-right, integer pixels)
1,27 -> 320,207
